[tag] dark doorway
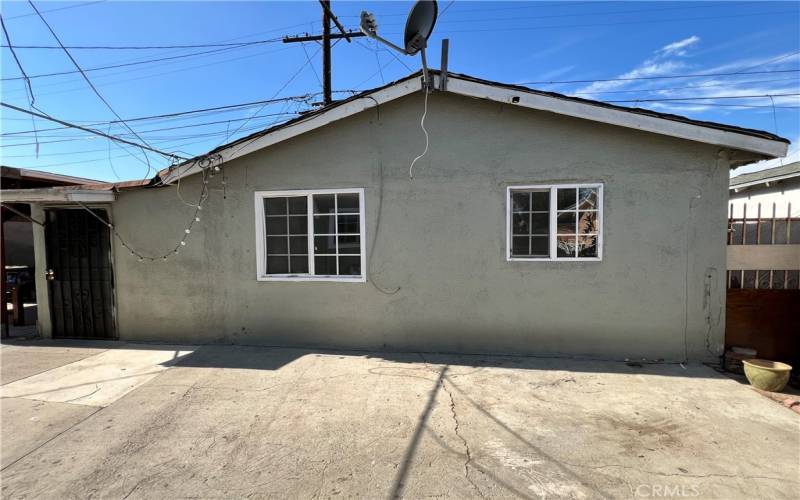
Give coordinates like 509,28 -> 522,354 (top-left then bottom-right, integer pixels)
45,208 -> 115,339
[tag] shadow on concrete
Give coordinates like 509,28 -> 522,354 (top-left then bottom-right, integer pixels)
388,365 -> 447,499
2,338 -> 726,380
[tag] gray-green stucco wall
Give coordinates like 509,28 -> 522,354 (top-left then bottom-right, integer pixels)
110,92 -> 728,361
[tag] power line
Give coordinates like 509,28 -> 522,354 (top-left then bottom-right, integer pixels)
4,0 -> 105,20
3,115 -> 295,168
0,15 -> 37,103
0,42 -> 279,81
384,1 -> 758,26
338,1 -> 597,18
572,77 -> 800,95
605,93 -> 800,103
521,69 -> 800,86
0,113 -> 303,156
650,101 -> 800,109
425,10 -> 799,35
1,94 -> 318,136
219,47 -> 320,149
1,102 -> 186,160
0,91 -> 358,140
27,0 -> 165,173
0,45 -> 296,100
0,12 -> 42,156
0,37 -> 283,50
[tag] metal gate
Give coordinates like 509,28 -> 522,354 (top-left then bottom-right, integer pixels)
45,208 -> 116,339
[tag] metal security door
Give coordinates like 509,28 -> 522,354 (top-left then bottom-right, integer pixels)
45,208 -> 115,339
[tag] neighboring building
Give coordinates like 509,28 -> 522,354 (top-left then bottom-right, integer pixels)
1,71 -> 790,361
1,166 -> 100,336
727,162 -> 800,289
725,162 -> 800,364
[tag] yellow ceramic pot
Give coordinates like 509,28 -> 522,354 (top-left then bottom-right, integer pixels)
742,359 -> 793,392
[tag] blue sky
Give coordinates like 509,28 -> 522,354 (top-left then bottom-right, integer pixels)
1,0 -> 798,181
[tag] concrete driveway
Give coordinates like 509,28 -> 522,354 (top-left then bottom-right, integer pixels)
1,341 -> 797,499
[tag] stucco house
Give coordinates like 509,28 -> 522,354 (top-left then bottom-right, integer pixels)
1,71 -> 789,361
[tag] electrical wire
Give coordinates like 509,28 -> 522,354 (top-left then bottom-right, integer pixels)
642,101 -> 799,109
0,15 -> 36,103
571,77 -> 800,96
0,42 -> 279,81
3,115 -> 296,169
1,102 -> 186,160
408,88 -> 430,179
76,159 -> 214,262
2,113 -> 301,157
223,47 -> 320,152
27,0 -> 165,178
1,38 -> 283,50
426,9 -> 799,35
1,95 -> 316,136
5,0 -> 105,20
605,92 -> 800,103
0,13 -> 41,156
0,45 -> 296,100
381,1 -> 758,27
521,69 -> 800,86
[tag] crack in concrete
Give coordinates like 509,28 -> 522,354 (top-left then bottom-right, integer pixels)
441,378 -> 485,499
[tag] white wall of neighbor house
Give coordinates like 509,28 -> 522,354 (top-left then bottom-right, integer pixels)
108,92 -> 729,361
728,181 -> 800,218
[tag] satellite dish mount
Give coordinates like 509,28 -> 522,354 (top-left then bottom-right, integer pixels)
360,1 -> 438,90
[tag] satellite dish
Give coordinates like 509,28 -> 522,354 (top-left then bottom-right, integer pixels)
360,0 -> 438,89
404,1 -> 438,55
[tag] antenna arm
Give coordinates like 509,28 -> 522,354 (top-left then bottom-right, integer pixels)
359,27 -> 409,55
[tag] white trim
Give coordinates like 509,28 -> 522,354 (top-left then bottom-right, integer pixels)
0,189 -> 115,203
446,78 -> 788,159
506,183 -> 603,262
160,73 -> 787,185
254,188 -> 367,282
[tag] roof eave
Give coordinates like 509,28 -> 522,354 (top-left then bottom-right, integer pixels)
730,171 -> 800,190
158,71 -> 790,184
0,188 -> 116,203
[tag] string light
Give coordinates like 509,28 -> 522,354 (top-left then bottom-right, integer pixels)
77,154 -> 222,262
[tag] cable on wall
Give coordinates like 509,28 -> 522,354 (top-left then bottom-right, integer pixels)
369,161 -> 400,295
408,86 -> 430,179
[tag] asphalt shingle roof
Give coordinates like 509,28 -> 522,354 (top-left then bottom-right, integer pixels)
730,161 -> 800,188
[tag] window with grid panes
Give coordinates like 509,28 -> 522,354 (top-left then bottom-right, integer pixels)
508,184 -> 602,260
257,189 -> 365,281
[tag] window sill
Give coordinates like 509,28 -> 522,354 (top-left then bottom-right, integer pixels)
256,275 -> 366,283
507,257 -> 602,262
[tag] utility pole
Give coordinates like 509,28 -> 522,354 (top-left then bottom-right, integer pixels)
283,1 -> 365,106
322,1 -> 332,105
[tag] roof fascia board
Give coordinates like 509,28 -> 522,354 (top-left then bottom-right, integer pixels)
730,172 -> 800,190
0,189 -> 116,203
160,76 -> 423,184
17,169 -> 101,185
445,77 -> 789,158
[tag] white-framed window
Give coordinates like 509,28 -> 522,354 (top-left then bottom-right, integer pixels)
255,188 -> 366,282
506,183 -> 603,261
